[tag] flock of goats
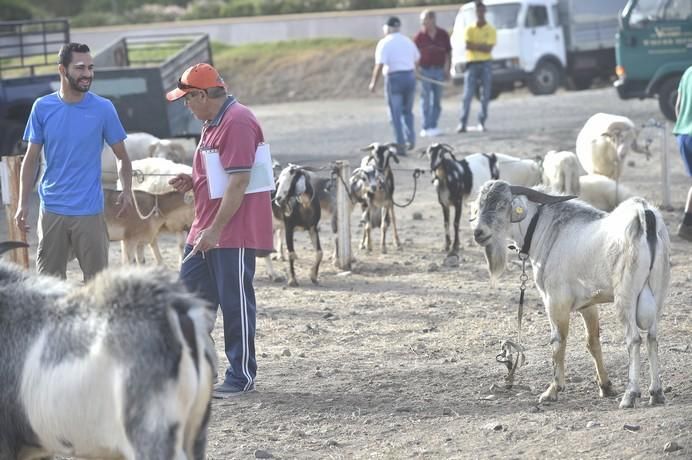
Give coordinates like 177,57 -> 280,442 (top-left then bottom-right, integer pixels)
0,112 -> 672,459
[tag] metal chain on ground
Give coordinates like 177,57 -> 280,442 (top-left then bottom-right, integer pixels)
495,250 -> 528,388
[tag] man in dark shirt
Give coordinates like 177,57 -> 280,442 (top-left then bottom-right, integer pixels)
414,9 -> 452,138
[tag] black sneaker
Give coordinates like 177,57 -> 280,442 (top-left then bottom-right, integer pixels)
212,382 -> 256,399
456,123 -> 467,133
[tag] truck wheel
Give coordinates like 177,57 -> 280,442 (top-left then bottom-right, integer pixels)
529,61 -> 561,95
658,77 -> 679,122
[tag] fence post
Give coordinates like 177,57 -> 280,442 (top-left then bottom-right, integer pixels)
642,119 -> 671,209
1,156 -> 30,268
335,160 -> 351,270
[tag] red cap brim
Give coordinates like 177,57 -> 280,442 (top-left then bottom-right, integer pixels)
166,87 -> 188,102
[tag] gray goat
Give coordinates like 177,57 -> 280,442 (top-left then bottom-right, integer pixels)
471,181 -> 670,409
0,241 -> 216,459
354,142 -> 402,253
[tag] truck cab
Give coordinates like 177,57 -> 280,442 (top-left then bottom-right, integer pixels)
614,0 -> 692,121
450,0 -> 567,96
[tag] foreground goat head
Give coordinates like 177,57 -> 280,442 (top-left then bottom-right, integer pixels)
471,181 -> 575,278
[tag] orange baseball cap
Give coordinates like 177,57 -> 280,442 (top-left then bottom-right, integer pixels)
166,63 -> 226,101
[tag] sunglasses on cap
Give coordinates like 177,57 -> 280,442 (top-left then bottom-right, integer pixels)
177,78 -> 202,91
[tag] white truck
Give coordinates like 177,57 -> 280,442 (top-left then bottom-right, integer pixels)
450,0 -> 627,97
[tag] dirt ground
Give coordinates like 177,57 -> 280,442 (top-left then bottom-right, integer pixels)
5,85 -> 691,459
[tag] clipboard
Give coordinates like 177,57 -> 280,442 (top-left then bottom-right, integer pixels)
203,143 -> 275,200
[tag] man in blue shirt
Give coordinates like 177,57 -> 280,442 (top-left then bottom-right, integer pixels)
16,43 -> 133,281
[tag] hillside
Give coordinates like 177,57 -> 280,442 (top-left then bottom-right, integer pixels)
212,39 -> 400,104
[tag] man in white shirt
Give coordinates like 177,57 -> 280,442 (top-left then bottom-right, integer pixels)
369,16 -> 420,156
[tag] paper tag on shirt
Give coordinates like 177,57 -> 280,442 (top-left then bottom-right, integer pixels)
203,143 -> 275,200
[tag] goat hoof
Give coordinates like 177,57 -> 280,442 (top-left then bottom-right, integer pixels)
539,386 -> 559,403
287,279 -> 299,287
310,277 -> 319,285
270,274 -> 286,283
619,391 -> 639,409
443,254 -> 459,267
599,380 -> 617,397
649,389 -> 665,406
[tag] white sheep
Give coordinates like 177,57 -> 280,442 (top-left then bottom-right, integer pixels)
495,153 -> 543,187
471,181 -> 670,409
542,150 -> 581,195
102,133 -> 192,186
576,113 -> 650,180
579,174 -> 636,212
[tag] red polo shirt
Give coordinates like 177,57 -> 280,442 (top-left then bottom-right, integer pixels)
189,96 -> 273,251
414,28 -> 452,68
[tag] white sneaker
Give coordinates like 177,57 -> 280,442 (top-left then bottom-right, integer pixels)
419,129 -> 429,138
427,127 -> 442,137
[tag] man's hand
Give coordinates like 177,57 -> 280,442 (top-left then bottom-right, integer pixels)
116,190 -> 134,218
14,207 -> 30,233
189,226 -> 221,256
169,173 -> 193,193
368,81 -> 377,93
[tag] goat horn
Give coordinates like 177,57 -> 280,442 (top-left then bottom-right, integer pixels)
0,240 -> 29,256
360,142 -> 379,152
509,186 -> 577,204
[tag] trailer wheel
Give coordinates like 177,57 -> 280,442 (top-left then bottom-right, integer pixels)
528,61 -> 561,95
658,77 -> 679,122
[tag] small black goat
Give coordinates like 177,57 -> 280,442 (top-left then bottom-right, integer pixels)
273,164 -> 328,286
423,143 -> 499,258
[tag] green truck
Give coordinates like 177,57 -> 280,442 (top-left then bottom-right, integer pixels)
614,0 -> 692,121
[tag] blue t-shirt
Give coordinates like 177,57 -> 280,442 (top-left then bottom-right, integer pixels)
23,92 -> 126,215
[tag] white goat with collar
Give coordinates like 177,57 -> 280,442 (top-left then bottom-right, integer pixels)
471,180 -> 670,409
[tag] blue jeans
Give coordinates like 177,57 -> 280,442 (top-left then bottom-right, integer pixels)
678,134 -> 692,177
420,66 -> 445,130
460,61 -> 492,127
385,70 -> 416,148
180,245 -> 257,391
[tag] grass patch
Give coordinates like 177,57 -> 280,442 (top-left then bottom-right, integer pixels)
212,37 -> 374,62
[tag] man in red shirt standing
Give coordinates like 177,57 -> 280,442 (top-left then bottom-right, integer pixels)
167,63 -> 273,398
414,9 -> 452,138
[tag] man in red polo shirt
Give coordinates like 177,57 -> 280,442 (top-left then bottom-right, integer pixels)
167,63 -> 273,398
414,9 -> 452,138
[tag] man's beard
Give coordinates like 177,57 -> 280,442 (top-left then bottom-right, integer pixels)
66,72 -> 92,93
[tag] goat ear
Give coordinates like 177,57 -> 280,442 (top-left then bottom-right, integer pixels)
390,153 -> 400,164
360,142 -> 377,152
510,196 -> 528,223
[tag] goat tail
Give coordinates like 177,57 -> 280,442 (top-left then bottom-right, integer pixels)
627,202 -> 671,329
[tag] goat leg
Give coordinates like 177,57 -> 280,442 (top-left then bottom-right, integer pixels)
450,200 -> 462,257
148,238 -> 164,265
539,305 -> 569,404
389,205 -> 402,250
309,226 -> 322,284
579,306 -> 615,397
620,319 -> 643,409
380,206 -> 388,254
285,226 -> 299,287
441,204 -> 451,252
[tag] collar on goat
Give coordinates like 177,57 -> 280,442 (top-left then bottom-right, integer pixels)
509,185 -> 577,256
